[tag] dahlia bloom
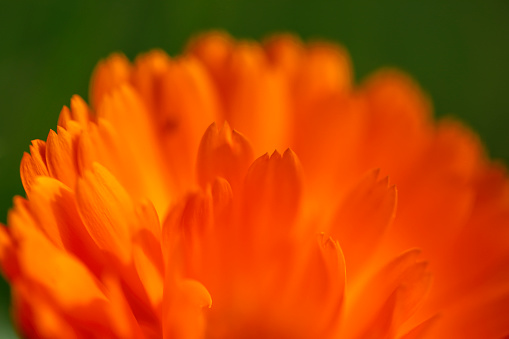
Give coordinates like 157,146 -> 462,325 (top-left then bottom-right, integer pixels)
1,31 -> 509,338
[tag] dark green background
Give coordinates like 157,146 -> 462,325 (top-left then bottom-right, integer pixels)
0,1 -> 508,337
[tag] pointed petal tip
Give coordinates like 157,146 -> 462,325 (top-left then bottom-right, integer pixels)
220,120 -> 231,132
270,149 -> 282,159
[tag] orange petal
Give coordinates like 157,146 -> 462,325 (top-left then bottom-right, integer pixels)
45,127 -> 79,188
131,50 -> 172,113
0,226 -> 17,280
190,33 -> 291,153
96,85 -> 174,214
76,162 -> 135,265
186,31 -> 235,93
27,177 -> 104,274
57,105 -> 72,130
165,190 -> 214,278
277,235 -> 346,337
152,57 -> 220,193
392,262 -> 432,329
70,95 -> 93,126
134,199 -> 162,241
427,274 -> 509,339
294,41 -> 352,103
11,282 -> 80,339
133,229 -> 164,309
77,118 -> 126,181
163,278 -> 212,339
331,169 -> 397,277
341,248 -> 428,338
18,235 -> 107,311
20,140 -> 49,194
89,53 -> 132,110
243,149 -> 303,239
397,315 -> 439,339
161,191 -> 214,335
57,96 -> 93,141
196,122 -> 254,191
210,177 -> 234,220
223,43 -> 291,153
161,178 -> 233,304
7,196 -> 42,243
389,120 -> 481,258
358,70 -> 432,182
103,275 -> 146,339
264,34 -> 305,81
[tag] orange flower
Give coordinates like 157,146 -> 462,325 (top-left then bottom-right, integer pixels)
1,31 -> 509,338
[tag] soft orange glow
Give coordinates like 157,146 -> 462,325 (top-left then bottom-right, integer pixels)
1,31 -> 509,338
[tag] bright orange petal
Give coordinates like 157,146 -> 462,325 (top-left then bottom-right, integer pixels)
76,163 -> 135,265
196,122 -> 253,191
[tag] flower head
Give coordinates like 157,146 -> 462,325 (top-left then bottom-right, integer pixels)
1,31 -> 509,338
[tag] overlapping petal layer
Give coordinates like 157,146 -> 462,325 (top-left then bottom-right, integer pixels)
1,32 -> 508,338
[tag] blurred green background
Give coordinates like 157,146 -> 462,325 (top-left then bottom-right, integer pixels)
0,0 -> 508,337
